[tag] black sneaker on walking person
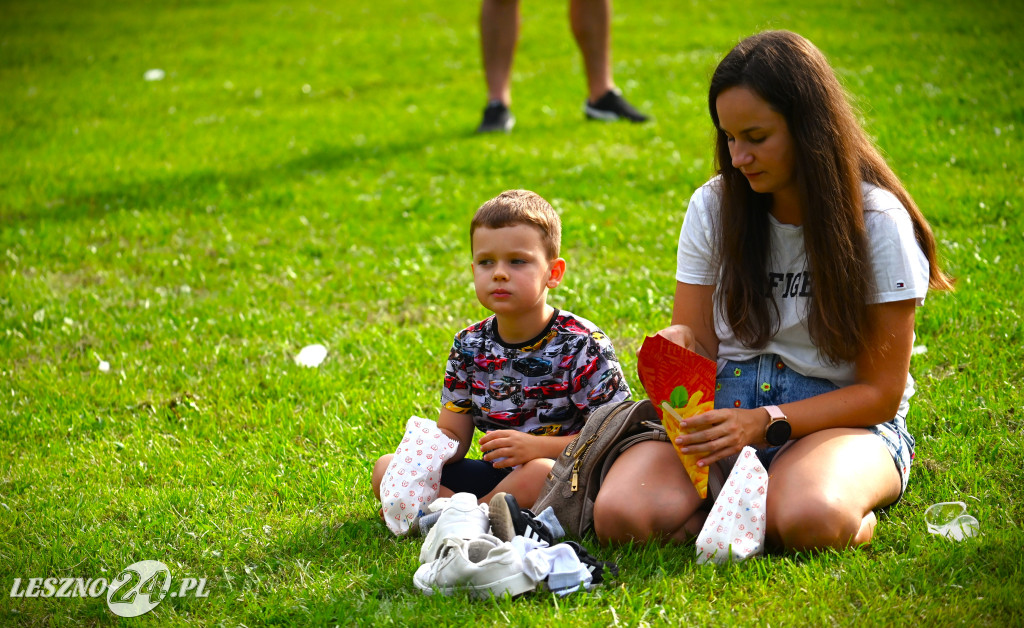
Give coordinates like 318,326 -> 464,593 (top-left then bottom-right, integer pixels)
488,492 -> 556,545
584,88 -> 649,122
476,101 -> 516,133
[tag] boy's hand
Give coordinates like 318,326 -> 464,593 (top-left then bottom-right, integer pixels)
479,430 -> 573,468
478,430 -> 538,468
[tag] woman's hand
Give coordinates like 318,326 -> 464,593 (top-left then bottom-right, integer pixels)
655,322 -> 715,360
673,407 -> 769,467
656,324 -> 698,351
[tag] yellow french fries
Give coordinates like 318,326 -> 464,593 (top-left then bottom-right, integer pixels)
660,398 -> 713,499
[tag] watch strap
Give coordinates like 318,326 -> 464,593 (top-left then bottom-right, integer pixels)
763,405 -> 791,446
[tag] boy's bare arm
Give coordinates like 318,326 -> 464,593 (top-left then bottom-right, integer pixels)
437,407 -> 475,462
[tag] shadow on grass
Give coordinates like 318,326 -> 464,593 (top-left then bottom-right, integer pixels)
8,126 -> 486,226
274,512 -> 419,593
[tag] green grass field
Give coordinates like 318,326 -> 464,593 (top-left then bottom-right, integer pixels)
2,0 -> 1023,625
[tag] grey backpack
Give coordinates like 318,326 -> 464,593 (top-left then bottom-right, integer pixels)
533,400 -> 667,537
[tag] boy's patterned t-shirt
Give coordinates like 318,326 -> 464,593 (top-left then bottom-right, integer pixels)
441,309 -> 631,435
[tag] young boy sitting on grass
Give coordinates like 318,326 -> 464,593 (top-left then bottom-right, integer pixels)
372,189 -> 631,512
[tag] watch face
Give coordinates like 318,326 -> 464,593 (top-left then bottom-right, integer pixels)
766,419 -> 792,446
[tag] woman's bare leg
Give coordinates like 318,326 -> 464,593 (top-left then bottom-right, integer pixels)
766,428 -> 901,551
593,441 -> 707,544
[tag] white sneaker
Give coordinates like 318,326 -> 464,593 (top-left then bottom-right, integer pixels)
413,534 -> 536,598
419,492 -> 490,564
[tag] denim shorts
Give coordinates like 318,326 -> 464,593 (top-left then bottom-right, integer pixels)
716,354 -> 914,499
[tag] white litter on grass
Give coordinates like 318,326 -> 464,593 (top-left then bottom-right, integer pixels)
294,344 -> 328,368
98,360 -> 111,372
912,345 -> 928,355
144,69 -> 165,81
925,501 -> 979,541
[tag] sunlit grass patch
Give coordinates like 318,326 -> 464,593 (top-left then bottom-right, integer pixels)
2,0 -> 1023,625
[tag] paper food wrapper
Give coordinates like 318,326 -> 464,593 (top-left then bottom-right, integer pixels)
636,334 -> 717,498
696,446 -> 768,564
379,416 -> 458,535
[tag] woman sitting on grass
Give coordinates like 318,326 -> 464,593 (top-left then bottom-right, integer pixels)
593,30 -> 953,551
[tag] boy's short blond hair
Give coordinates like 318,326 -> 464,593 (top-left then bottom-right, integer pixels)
470,190 -> 561,260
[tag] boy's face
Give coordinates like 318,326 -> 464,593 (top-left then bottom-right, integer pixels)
471,224 -> 565,318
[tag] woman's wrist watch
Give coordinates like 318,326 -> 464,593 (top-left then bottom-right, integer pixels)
763,405 -> 792,447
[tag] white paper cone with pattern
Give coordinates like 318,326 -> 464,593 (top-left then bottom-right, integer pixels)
696,446 -> 769,564
380,417 -> 458,535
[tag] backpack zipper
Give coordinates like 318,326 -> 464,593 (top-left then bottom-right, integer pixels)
568,403 -> 623,492
570,437 -> 595,491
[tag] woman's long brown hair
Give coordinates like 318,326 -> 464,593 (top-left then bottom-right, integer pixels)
707,30 -> 954,364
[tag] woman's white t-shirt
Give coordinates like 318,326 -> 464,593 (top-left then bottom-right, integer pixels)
676,178 -> 930,416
